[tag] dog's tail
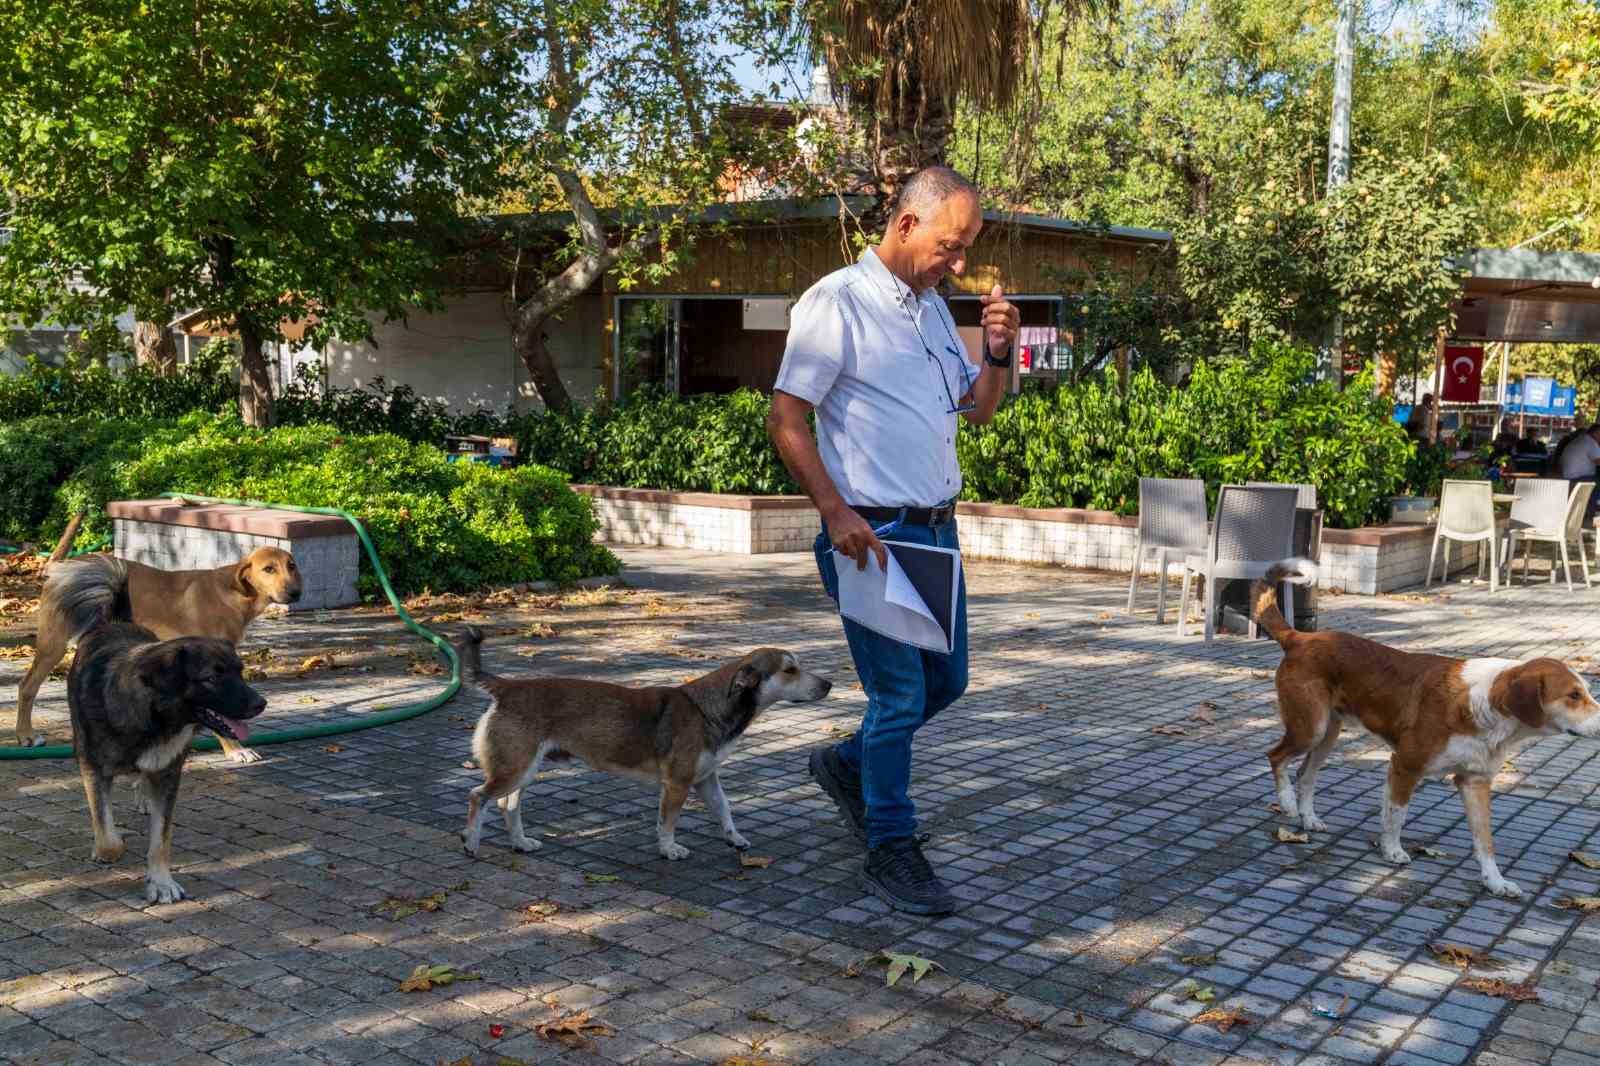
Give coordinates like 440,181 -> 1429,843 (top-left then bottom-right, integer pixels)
40,554 -> 132,642
44,512 -> 84,566
1251,557 -> 1319,648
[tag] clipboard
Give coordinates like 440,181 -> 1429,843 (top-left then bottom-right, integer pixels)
833,541 -> 962,653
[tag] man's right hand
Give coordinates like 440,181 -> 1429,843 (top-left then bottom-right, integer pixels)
825,505 -> 888,572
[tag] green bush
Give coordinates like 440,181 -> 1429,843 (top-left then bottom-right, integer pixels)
0,416 -> 167,543
276,363 -> 511,442
0,348 -> 238,422
42,414 -> 617,595
958,341 -> 1416,528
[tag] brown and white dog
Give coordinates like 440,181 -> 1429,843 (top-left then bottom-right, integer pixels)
1255,558 -> 1600,898
13,529 -> 301,759
455,626 -> 832,861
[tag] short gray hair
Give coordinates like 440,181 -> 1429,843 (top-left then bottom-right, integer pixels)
891,166 -> 977,224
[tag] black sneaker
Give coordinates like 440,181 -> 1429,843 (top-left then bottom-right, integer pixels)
809,747 -> 867,841
862,837 -> 956,915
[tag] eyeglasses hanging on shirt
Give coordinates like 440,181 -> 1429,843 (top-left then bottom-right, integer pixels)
878,274 -> 976,415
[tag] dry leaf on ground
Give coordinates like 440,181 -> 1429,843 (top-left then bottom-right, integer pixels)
521,901 -> 559,923
297,655 -> 332,676
1180,953 -> 1218,966
1461,977 -> 1538,1001
1569,851 -> 1600,870
535,1009 -> 616,1052
880,951 -> 940,987
396,963 -> 480,992
1276,826 -> 1310,844
584,873 -> 619,885
1182,981 -> 1215,1003
1553,895 -> 1600,913
323,743 -> 344,754
1428,942 -> 1502,971
739,854 -> 774,869
373,889 -> 448,920
1194,1006 -> 1251,1033
1150,724 -> 1188,736
1062,1011 -> 1088,1027
1417,845 -> 1451,859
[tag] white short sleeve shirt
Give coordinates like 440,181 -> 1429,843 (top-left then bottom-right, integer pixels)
773,247 -> 975,508
1561,433 -> 1600,479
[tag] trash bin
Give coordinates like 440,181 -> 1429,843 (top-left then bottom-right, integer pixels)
1217,508 -> 1321,636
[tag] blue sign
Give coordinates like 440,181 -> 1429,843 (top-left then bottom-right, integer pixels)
1505,380 -> 1577,416
1524,376 -> 1554,409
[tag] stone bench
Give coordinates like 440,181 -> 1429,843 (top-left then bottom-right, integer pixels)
107,499 -> 361,610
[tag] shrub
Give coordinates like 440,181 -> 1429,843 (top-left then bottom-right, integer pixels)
958,341 -> 1415,529
276,363 -> 510,442
0,348 -> 238,422
0,416 -> 166,543
46,415 -> 617,595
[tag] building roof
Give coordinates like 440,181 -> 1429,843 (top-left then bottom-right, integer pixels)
1452,247 -> 1600,344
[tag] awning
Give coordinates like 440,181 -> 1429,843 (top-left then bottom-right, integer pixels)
1451,248 -> 1600,344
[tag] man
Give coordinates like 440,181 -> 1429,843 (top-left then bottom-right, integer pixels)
766,166 -> 1019,915
1560,422 -> 1600,525
1405,394 -> 1434,441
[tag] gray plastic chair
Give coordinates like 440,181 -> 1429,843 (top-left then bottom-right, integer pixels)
1501,478 -> 1571,585
1178,485 -> 1300,642
1505,480 -> 1590,590
1246,482 -> 1318,510
1428,480 -> 1497,591
1128,478 -> 1210,623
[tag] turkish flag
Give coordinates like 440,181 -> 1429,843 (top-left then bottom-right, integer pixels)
1441,345 -> 1484,403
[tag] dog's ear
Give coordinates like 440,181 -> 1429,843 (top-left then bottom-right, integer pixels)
232,559 -> 255,598
139,643 -> 188,695
1503,673 -> 1546,729
728,664 -> 762,702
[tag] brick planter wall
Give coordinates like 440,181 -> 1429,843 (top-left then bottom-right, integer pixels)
573,486 -> 1506,595
107,500 -> 361,610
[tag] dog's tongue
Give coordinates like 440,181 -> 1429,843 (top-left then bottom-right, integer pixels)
220,717 -> 249,741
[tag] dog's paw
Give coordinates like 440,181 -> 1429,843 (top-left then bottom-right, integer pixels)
1484,875 -> 1523,899
92,839 -> 126,864
1301,814 -> 1327,833
725,830 -> 751,851
145,875 -> 186,905
461,833 -> 481,859
226,746 -> 263,765
1380,843 -> 1412,865
659,841 -> 691,861
12,732 -> 46,748
509,835 -> 541,853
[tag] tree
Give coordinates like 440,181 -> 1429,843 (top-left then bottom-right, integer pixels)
0,0 -> 520,426
798,0 -> 1102,228
495,0 -> 791,411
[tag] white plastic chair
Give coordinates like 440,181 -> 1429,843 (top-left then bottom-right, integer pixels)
1428,480 -> 1497,591
1127,478 -> 1209,623
1178,485 -> 1300,642
1505,480 -> 1590,590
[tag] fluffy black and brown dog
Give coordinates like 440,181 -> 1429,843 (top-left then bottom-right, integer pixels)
69,617 -> 266,904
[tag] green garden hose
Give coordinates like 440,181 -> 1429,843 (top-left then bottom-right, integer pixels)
1,494 -> 461,760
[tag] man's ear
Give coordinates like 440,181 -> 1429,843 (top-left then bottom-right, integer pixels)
232,559 -> 255,598
1504,675 -> 1546,729
729,664 -> 762,701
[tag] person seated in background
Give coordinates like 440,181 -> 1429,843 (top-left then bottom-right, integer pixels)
1404,394 -> 1434,440
1518,431 -> 1548,455
1491,426 -> 1521,460
1560,423 -> 1600,525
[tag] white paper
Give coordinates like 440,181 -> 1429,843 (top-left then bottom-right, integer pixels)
834,548 -> 953,653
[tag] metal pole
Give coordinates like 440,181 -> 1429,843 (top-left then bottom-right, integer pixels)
1326,0 -> 1356,386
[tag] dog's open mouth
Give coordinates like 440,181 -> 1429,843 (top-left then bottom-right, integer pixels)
198,709 -> 251,742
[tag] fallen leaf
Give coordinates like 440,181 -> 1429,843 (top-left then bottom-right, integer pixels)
1150,724 -> 1188,736
1569,852 -> 1600,870
1267,803 -> 1284,815
1461,977 -> 1539,1001
1180,953 -> 1218,966
296,655 -> 331,676
1189,709 -> 1217,725
1276,826 -> 1309,844
1194,1006 -> 1251,1033
1553,895 -> 1600,913
297,695 -> 319,705
746,1010 -> 779,1024
584,873 -> 619,885
739,854 -> 774,869
373,890 -> 448,920
443,1058 -> 471,1066
880,951 -> 939,987
1182,980 -> 1215,1003
1417,845 -> 1451,859
826,725 -> 854,739
1428,942 -> 1502,971
521,901 -> 559,923
535,1008 -> 615,1052
1063,1011 -> 1088,1027
720,1058 -> 785,1066
323,743 -> 344,754
396,963 -> 480,993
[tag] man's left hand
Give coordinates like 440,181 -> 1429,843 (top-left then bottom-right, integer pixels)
980,284 -> 1020,359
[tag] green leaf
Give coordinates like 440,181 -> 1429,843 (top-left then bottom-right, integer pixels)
880,951 -> 939,987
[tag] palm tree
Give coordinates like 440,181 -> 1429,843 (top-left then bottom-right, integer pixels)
801,0 -> 1105,229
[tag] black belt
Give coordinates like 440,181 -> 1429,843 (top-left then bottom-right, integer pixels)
852,503 -> 957,528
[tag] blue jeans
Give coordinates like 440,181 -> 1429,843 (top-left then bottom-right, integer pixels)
814,518 -> 968,847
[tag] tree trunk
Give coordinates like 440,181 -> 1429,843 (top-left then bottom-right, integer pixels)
237,321 -> 276,427
512,313 -> 572,412
860,67 -> 957,235
133,318 -> 178,376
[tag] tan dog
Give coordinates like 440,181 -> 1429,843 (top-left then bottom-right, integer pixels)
1255,558 -> 1600,898
13,526 -> 301,759
456,626 -> 832,860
